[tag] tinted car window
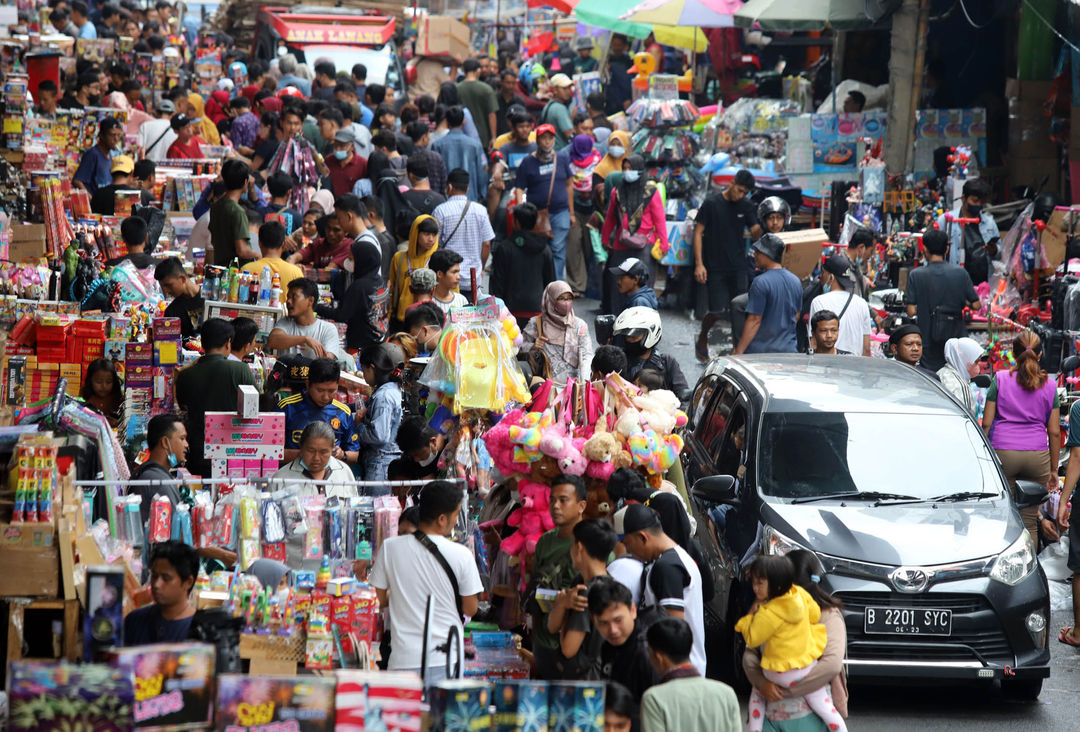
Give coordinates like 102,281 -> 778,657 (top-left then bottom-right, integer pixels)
758,412 -> 1000,500
692,377 -> 737,456
715,403 -> 747,478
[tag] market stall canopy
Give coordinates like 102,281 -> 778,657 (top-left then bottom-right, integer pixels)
575,0 -> 711,49
733,0 -> 878,30
620,0 -> 735,28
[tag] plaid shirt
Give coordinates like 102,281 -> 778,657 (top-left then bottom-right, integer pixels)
433,195 -> 496,288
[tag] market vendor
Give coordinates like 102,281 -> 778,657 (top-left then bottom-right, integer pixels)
277,357 -> 359,465
74,117 -> 125,194
935,178 -> 1000,286
124,540 -> 198,646
272,421 -> 357,570
267,278 -> 356,370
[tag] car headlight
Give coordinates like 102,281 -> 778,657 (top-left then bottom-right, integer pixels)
762,526 -> 807,556
989,531 -> 1037,586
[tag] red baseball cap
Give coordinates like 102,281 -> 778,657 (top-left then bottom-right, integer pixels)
536,123 -> 557,137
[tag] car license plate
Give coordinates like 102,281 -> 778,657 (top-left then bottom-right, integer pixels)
864,606 -> 952,636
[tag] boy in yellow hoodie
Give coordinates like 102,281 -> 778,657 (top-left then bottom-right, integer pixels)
735,555 -> 846,732
388,215 -> 439,331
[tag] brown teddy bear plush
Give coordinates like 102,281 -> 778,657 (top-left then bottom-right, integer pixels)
584,478 -> 613,520
529,455 -> 563,484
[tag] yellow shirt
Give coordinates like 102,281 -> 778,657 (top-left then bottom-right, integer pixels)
734,584 -> 828,672
493,130 -> 538,149
241,257 -> 305,304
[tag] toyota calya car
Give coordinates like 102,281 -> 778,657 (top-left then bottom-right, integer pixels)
682,354 -> 1050,699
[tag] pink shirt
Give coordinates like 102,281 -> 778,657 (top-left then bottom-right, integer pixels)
601,186 -> 669,252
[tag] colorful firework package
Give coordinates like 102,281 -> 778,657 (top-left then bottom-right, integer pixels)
548,680 -> 604,732
333,670 -> 424,732
7,660 -> 135,731
108,642 -> 216,731
214,674 -> 336,732
428,680 -> 491,732
492,679 -> 549,732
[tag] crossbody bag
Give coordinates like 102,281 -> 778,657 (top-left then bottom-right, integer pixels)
413,530 -> 465,622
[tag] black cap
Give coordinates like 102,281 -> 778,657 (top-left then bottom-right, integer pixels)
608,257 -> 648,280
614,503 -> 661,535
752,233 -> 785,263
821,254 -> 855,289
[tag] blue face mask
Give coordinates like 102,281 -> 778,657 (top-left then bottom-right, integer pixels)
333,150 -> 349,161
823,283 -> 832,293
167,452 -> 179,468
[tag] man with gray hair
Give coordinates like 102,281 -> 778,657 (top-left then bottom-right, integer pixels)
276,53 -> 312,96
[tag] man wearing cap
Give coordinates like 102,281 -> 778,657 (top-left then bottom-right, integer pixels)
905,228 -> 980,370
326,127 -> 368,197
809,255 -> 873,356
458,58 -> 499,150
89,155 -> 153,216
612,258 -> 658,314
137,99 -> 178,163
889,323 -> 940,381
616,503 -> 707,677
165,114 -> 204,159
541,74 -> 576,151
572,37 -> 598,75
733,233 -> 802,355
74,117 -> 124,194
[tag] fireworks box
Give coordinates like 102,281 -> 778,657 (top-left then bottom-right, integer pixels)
492,679 -> 548,732
215,674 -> 336,731
333,670 -> 424,732
548,681 -> 604,732
108,642 -> 216,730
428,680 -> 491,732
7,660 -> 135,731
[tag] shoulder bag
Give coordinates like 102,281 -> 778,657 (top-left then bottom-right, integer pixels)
442,201 -> 471,248
617,183 -> 657,251
413,531 -> 465,622
534,155 -> 558,236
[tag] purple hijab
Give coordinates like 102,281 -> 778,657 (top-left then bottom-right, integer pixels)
570,134 -> 594,163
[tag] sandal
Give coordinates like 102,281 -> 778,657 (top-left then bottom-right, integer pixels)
1057,627 -> 1080,646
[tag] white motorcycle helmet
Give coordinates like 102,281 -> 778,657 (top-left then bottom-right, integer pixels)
757,196 -> 792,228
613,306 -> 663,349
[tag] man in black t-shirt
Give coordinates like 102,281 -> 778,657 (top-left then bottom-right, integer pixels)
905,229 -> 979,370
108,216 -> 158,270
154,257 -> 205,341
693,170 -> 762,354
588,577 -> 658,704
123,541 -> 197,646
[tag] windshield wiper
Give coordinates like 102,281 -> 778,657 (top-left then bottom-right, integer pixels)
924,492 -> 1001,503
790,491 -> 921,505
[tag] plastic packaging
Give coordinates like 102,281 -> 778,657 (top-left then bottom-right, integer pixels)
148,494 -> 173,543
171,503 -> 193,545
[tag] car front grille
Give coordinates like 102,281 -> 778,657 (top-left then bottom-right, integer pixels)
838,592 -> 1013,663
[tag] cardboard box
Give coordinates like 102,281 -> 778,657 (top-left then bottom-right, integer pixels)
236,384 -> 260,419
0,522 -> 60,596
8,224 -> 47,261
417,15 -> 470,62
110,643 -> 216,731
216,674 -> 336,730
777,228 -> 828,280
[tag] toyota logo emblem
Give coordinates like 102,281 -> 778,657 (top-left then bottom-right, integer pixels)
890,567 -> 929,593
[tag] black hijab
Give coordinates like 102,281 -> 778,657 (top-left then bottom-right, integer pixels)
617,154 -> 647,226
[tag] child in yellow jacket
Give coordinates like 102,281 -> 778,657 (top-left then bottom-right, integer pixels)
735,555 -> 846,732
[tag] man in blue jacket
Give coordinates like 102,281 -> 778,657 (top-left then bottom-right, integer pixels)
611,258 -> 658,314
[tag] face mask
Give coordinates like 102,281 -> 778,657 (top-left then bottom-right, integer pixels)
854,256 -> 864,265
167,452 -> 178,468
333,149 -> 349,160
823,283 -> 832,293
624,340 -> 647,359
555,300 -> 573,316
624,170 -> 641,183
967,204 -> 982,216
417,449 -> 437,467
88,94 -> 101,106
609,145 -> 626,158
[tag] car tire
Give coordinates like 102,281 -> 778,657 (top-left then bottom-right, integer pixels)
1001,677 -> 1042,701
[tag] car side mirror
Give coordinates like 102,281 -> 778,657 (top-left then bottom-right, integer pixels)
971,374 -> 992,388
692,474 -> 738,505
1013,479 -> 1048,509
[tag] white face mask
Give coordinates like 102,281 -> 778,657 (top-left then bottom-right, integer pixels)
609,145 -> 626,158
624,170 -> 641,183
417,449 -> 437,467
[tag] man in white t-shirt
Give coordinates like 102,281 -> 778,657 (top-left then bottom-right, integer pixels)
369,480 -> 483,684
616,504 -> 707,677
808,255 -> 872,356
267,277 -> 355,371
138,99 -> 178,163
428,248 -> 469,315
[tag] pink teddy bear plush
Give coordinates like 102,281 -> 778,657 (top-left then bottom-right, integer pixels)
500,480 -> 555,561
538,427 -> 589,476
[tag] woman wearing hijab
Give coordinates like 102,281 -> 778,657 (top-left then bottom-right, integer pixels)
521,281 -> 594,387
204,89 -> 232,126
186,92 -> 221,146
644,491 -> 715,602
388,215 -> 440,329
246,558 -> 291,590
316,239 -> 387,351
567,134 -> 602,297
593,130 -> 630,193
599,154 -> 668,313
309,189 -> 335,217
938,337 -> 984,415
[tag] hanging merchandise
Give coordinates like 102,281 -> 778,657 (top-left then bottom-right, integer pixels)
268,137 -> 320,213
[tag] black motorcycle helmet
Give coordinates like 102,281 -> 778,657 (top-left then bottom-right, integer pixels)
1032,192 -> 1061,224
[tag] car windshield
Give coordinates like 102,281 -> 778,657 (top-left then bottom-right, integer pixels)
758,412 -> 1002,501
297,44 -> 394,88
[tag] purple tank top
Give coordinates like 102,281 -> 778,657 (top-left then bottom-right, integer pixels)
989,371 -> 1056,451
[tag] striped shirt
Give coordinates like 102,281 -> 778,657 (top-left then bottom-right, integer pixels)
432,195 -> 496,289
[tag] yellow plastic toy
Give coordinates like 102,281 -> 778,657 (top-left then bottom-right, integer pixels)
632,52 -> 655,91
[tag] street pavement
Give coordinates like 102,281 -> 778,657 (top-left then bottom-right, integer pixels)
576,292 -> 1080,729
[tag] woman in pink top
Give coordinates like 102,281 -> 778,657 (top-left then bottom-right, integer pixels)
600,154 -> 668,311
982,330 -> 1060,544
